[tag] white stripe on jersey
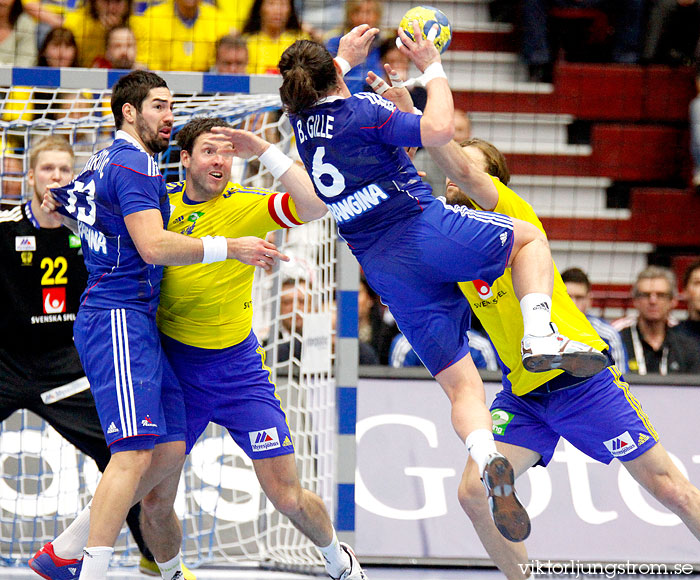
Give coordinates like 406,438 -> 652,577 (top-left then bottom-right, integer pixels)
438,196 -> 513,230
0,206 -> 22,223
110,309 -> 137,438
272,193 -> 297,228
147,156 -> 160,177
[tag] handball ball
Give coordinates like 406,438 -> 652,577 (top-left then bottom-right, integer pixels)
399,5 -> 452,54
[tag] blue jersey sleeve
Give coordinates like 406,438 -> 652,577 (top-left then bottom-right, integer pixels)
111,150 -> 164,218
354,93 -> 423,148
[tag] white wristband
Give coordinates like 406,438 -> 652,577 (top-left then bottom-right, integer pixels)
412,107 -> 423,116
258,144 -> 294,180
201,235 -> 228,263
334,56 -> 352,77
421,62 -> 447,85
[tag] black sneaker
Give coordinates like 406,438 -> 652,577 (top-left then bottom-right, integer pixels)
482,455 -> 531,542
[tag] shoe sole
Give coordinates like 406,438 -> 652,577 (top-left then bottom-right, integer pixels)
483,456 -> 531,543
28,560 -> 57,580
523,350 -> 608,377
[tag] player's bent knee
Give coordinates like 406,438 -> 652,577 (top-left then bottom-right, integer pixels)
458,471 -> 489,519
268,486 -> 305,517
109,447 -> 154,477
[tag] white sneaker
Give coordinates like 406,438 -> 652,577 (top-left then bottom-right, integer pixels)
330,543 -> 367,580
521,323 -> 608,377
482,454 -> 531,542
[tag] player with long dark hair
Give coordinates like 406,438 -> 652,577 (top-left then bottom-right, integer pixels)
275,24 -> 608,542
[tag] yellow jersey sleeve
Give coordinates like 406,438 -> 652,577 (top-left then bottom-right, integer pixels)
157,181 -> 304,349
458,178 -> 608,396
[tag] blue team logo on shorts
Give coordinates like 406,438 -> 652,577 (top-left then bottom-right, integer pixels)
491,409 -> 514,436
249,427 -> 281,452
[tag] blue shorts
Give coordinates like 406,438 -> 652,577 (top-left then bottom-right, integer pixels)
73,308 -> 186,451
490,366 -> 658,466
358,199 -> 514,375
160,331 -> 295,459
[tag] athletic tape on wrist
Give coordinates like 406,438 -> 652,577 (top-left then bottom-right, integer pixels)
201,235 -> 228,263
334,56 -> 352,77
258,144 -> 294,179
421,62 -> 447,84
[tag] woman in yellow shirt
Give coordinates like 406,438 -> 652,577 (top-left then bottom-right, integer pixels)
242,0 -> 310,75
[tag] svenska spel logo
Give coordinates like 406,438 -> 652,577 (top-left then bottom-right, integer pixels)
43,288 -> 66,314
473,279 -> 493,300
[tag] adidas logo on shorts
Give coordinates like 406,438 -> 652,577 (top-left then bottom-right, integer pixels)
107,422 -> 119,434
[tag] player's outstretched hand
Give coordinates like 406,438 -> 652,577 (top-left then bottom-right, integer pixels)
396,20 -> 440,73
209,126 -> 266,159
227,236 -> 290,271
367,65 -> 414,113
337,24 -> 381,69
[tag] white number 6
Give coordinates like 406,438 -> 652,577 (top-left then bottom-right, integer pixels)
311,147 -> 345,198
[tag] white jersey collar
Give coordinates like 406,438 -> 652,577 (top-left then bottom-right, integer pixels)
314,95 -> 344,107
115,129 -> 147,153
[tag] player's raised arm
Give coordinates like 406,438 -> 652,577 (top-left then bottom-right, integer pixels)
366,66 -> 499,211
210,126 -> 328,221
396,21 -> 454,146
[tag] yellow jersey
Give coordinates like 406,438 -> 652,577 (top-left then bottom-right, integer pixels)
63,7 -> 114,67
131,2 -> 232,71
458,178 -> 608,396
245,30 -> 311,75
157,181 -> 303,349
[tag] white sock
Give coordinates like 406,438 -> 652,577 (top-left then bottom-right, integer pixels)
156,552 -> 184,580
465,428 -> 499,474
53,501 -> 92,560
520,293 -> 552,337
79,546 -> 113,580
317,531 -> 350,578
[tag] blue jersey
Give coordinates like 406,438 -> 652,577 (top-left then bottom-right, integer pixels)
54,131 -> 169,315
291,93 -> 430,253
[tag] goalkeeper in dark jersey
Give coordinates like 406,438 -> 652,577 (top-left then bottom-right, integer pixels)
0,135 -> 183,578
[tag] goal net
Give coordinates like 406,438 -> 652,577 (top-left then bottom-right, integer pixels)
0,80 -> 337,570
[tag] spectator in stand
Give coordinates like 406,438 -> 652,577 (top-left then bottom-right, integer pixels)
325,0 -> 384,94
521,0 -> 645,83
0,0 -> 37,66
616,266 -> 700,375
359,275 -> 398,365
643,0 -> 700,66
678,259 -> 700,341
92,25 -> 136,69
213,0 -> 254,35
132,0 -> 231,71
37,27 -> 78,67
61,0 -> 132,68
264,276 -> 306,364
561,267 -> 628,372
691,72 -> 700,189
242,0 -> 311,75
210,34 -> 249,73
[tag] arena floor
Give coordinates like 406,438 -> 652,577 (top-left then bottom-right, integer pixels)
5,565 -> 696,579
3,566 -> 492,579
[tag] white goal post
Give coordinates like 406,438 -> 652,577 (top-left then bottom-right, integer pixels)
0,67 -> 359,570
